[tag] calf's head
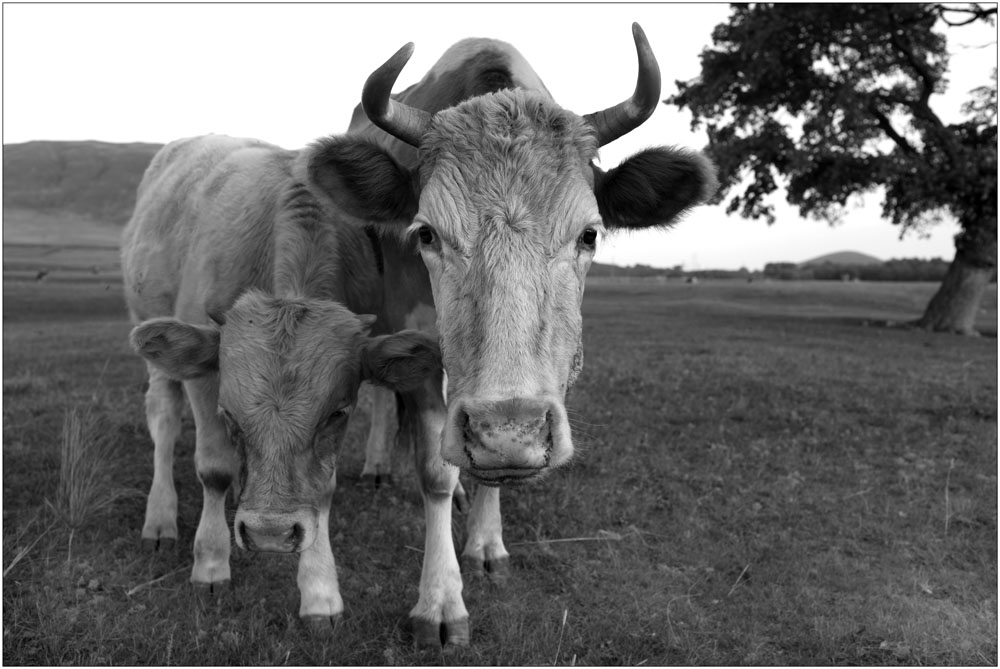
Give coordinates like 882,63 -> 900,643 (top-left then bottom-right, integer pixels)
307,24 -> 717,485
130,290 -> 439,552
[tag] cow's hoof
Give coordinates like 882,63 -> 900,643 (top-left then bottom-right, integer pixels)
359,473 -> 394,489
461,554 -> 511,583
302,614 -> 343,637
141,536 -> 176,553
412,616 -> 470,648
192,579 -> 231,597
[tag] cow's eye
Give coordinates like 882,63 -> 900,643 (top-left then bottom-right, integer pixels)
578,227 -> 598,250
417,225 -> 436,246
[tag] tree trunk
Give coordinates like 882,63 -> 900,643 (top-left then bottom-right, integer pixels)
915,254 -> 993,334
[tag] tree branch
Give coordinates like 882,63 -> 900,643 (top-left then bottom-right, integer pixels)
886,8 -> 939,108
868,101 -> 919,155
935,4 -> 998,27
886,6 -> 961,167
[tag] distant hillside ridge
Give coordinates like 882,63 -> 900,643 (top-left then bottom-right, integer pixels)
3,140 -> 162,224
800,250 -> 882,267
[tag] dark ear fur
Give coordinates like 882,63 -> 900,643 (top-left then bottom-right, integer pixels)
594,147 -> 718,229
307,136 -> 418,224
130,318 -> 220,380
361,330 -> 441,391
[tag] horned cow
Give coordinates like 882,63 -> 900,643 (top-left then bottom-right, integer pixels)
122,21 -> 716,647
329,22 -> 718,645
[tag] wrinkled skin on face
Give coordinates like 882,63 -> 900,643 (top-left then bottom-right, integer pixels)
307,93 -> 716,487
409,91 -> 600,483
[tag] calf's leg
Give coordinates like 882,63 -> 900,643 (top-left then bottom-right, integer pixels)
141,363 -> 183,551
185,374 -> 239,589
297,481 -> 344,635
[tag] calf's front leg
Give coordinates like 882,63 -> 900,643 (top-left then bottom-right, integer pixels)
140,363 -> 183,551
297,485 -> 344,635
186,375 -> 238,589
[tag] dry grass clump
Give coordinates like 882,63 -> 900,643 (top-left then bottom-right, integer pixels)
49,406 -> 134,531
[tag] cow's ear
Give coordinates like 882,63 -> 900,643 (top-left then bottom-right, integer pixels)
130,318 -> 220,380
593,147 -> 718,230
306,136 -> 418,224
361,330 -> 440,391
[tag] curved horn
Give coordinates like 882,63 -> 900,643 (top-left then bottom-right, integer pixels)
583,23 -> 662,147
362,42 -> 432,148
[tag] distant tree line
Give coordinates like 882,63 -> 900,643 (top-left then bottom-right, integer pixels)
591,258 -> 998,282
763,258 -> 998,282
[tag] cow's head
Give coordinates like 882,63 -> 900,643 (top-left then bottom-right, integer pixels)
306,24 -> 716,485
130,290 -> 439,552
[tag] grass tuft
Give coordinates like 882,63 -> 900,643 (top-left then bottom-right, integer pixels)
49,405 -> 135,531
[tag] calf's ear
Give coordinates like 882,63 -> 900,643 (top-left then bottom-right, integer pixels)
361,330 -> 441,391
306,136 -> 418,224
593,147 -> 718,230
130,318 -> 220,380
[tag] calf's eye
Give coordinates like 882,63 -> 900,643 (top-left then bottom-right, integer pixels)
323,408 -> 350,430
578,227 -> 598,249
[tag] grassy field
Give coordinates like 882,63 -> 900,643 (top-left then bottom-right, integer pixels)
3,262 -> 997,665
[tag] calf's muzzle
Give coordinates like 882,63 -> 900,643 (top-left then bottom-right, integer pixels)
236,510 -> 307,553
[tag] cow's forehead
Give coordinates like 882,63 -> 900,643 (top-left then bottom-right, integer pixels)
418,89 -> 601,244
223,292 -> 363,353
422,89 -> 598,174
218,292 -> 364,425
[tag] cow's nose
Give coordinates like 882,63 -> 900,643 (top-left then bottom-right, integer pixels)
237,517 -> 304,553
458,397 -> 555,482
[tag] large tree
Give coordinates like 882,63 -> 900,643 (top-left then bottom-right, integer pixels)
669,3 -> 997,334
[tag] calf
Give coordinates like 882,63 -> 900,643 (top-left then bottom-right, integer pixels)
123,135 -> 439,630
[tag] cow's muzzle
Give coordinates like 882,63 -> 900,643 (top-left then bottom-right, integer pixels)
442,396 -> 573,484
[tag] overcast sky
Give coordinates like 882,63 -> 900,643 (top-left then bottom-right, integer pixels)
4,3 -> 996,270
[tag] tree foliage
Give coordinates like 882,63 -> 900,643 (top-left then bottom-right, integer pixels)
668,3 -> 997,269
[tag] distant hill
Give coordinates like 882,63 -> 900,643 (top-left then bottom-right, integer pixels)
800,251 -> 882,267
4,140 -> 161,225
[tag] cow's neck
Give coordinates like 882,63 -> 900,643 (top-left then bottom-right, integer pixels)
272,181 -> 347,303
271,174 -> 383,317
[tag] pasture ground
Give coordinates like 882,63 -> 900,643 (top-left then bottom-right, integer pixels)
2,260 -> 997,665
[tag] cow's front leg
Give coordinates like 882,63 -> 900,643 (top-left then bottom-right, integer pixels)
409,402 -> 469,647
297,487 -> 343,635
360,384 -> 397,487
461,485 -> 510,581
140,363 -> 183,551
186,375 -> 238,589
